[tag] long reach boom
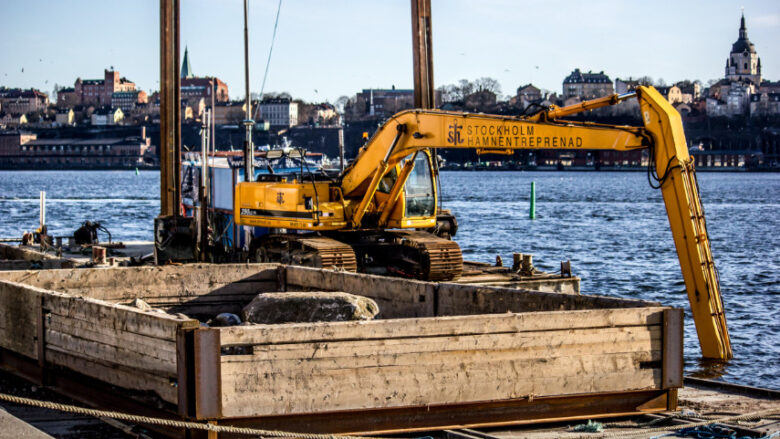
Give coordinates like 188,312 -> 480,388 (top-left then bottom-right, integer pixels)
235,86 -> 732,359
339,86 -> 731,359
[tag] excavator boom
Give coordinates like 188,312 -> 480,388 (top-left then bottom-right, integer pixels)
338,86 -> 732,359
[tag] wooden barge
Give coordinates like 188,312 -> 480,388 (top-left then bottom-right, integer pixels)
0,263 -> 681,436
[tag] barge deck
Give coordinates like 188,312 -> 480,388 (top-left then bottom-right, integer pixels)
0,263 -> 668,437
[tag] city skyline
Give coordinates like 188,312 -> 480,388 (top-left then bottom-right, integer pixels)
1,0 -> 779,103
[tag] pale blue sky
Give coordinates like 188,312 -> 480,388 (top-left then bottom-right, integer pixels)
1,0 -> 778,103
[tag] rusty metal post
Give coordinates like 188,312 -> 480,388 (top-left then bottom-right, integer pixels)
411,0 -> 434,109
159,0 -> 181,216
243,0 -> 255,183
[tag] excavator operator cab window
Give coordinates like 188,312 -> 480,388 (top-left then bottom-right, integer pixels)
379,167 -> 398,193
404,153 -> 435,217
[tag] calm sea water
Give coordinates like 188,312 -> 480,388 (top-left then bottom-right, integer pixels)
0,170 -> 778,389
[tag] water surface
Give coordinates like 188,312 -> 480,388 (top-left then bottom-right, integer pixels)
0,170 -> 777,389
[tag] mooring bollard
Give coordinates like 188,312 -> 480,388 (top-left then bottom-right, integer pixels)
530,181 -> 536,219
92,246 -> 106,264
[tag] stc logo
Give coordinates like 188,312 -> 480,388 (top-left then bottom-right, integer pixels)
448,122 -> 464,145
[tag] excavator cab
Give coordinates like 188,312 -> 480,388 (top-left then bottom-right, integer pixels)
375,151 -> 438,229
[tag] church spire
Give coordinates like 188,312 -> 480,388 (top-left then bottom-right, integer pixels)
181,46 -> 194,79
739,11 -> 747,40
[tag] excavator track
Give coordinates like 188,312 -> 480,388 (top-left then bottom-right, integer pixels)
390,230 -> 463,281
250,234 -> 358,272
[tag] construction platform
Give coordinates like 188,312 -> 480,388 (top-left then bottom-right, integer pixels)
0,262 -> 675,437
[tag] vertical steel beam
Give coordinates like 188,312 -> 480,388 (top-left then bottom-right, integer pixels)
160,0 -> 181,216
411,0 -> 434,109
243,0 -> 255,183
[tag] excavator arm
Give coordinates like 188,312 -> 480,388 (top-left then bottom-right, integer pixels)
341,86 -> 732,360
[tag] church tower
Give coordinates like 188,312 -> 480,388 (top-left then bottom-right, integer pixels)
181,46 -> 194,79
725,13 -> 761,84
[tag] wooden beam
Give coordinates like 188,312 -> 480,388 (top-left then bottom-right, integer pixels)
159,0 -> 181,215
411,0 -> 434,109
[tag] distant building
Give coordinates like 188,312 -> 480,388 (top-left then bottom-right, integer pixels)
91,106 -> 124,126
516,84 -> 543,110
655,85 -> 684,104
356,88 -> 415,118
750,93 -> 780,117
213,101 -> 249,125
707,81 -> 752,117
314,103 -> 337,123
1,132 -> 152,168
0,131 -> 36,156
111,90 -> 148,112
517,84 -> 542,102
0,88 -> 49,114
725,13 -> 761,84
74,69 -> 136,106
758,81 -> 780,95
706,13 -> 768,117
56,87 -> 78,108
55,108 -> 75,126
676,81 -> 701,102
259,98 -> 299,127
562,69 -> 613,99
615,78 -> 642,95
0,113 -> 27,128
179,47 -> 230,103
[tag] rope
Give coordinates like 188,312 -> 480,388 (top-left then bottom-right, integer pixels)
0,391 -> 386,439
2,389 -> 778,439
595,408 -> 780,438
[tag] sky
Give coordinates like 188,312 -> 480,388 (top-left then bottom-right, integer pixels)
0,0 -> 778,104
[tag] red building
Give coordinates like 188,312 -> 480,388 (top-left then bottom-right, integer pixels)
74,69 -> 136,106
180,47 -> 229,103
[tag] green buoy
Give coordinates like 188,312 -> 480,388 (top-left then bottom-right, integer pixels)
135,167 -> 139,175
530,181 -> 536,219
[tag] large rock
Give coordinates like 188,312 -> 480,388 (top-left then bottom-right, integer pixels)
242,291 -> 379,324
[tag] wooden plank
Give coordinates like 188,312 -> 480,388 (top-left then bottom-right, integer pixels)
217,389 -> 671,434
0,264 -> 280,303
223,326 -> 662,362
44,293 -> 198,340
220,355 -> 662,417
48,313 -> 178,357
72,280 -> 277,306
0,280 -> 43,359
219,307 -> 667,346
45,349 -> 178,404
45,329 -> 176,375
437,283 -> 658,316
663,308 -> 684,388
194,329 -> 222,419
285,266 -> 434,318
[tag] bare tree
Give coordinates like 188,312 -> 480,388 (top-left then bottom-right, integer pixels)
475,77 -> 502,96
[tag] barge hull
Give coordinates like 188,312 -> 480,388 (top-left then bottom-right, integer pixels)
0,264 -> 681,435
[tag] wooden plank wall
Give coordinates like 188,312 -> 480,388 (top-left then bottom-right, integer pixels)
0,264 -> 281,315
437,283 -> 657,315
0,280 -> 42,359
217,307 -> 667,418
286,266 -> 658,319
285,266 -> 435,318
0,279 -> 200,405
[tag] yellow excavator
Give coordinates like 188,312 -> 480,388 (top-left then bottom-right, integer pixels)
233,86 -> 732,360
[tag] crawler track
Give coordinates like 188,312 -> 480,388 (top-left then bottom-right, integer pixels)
250,235 -> 358,272
391,230 -> 463,281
